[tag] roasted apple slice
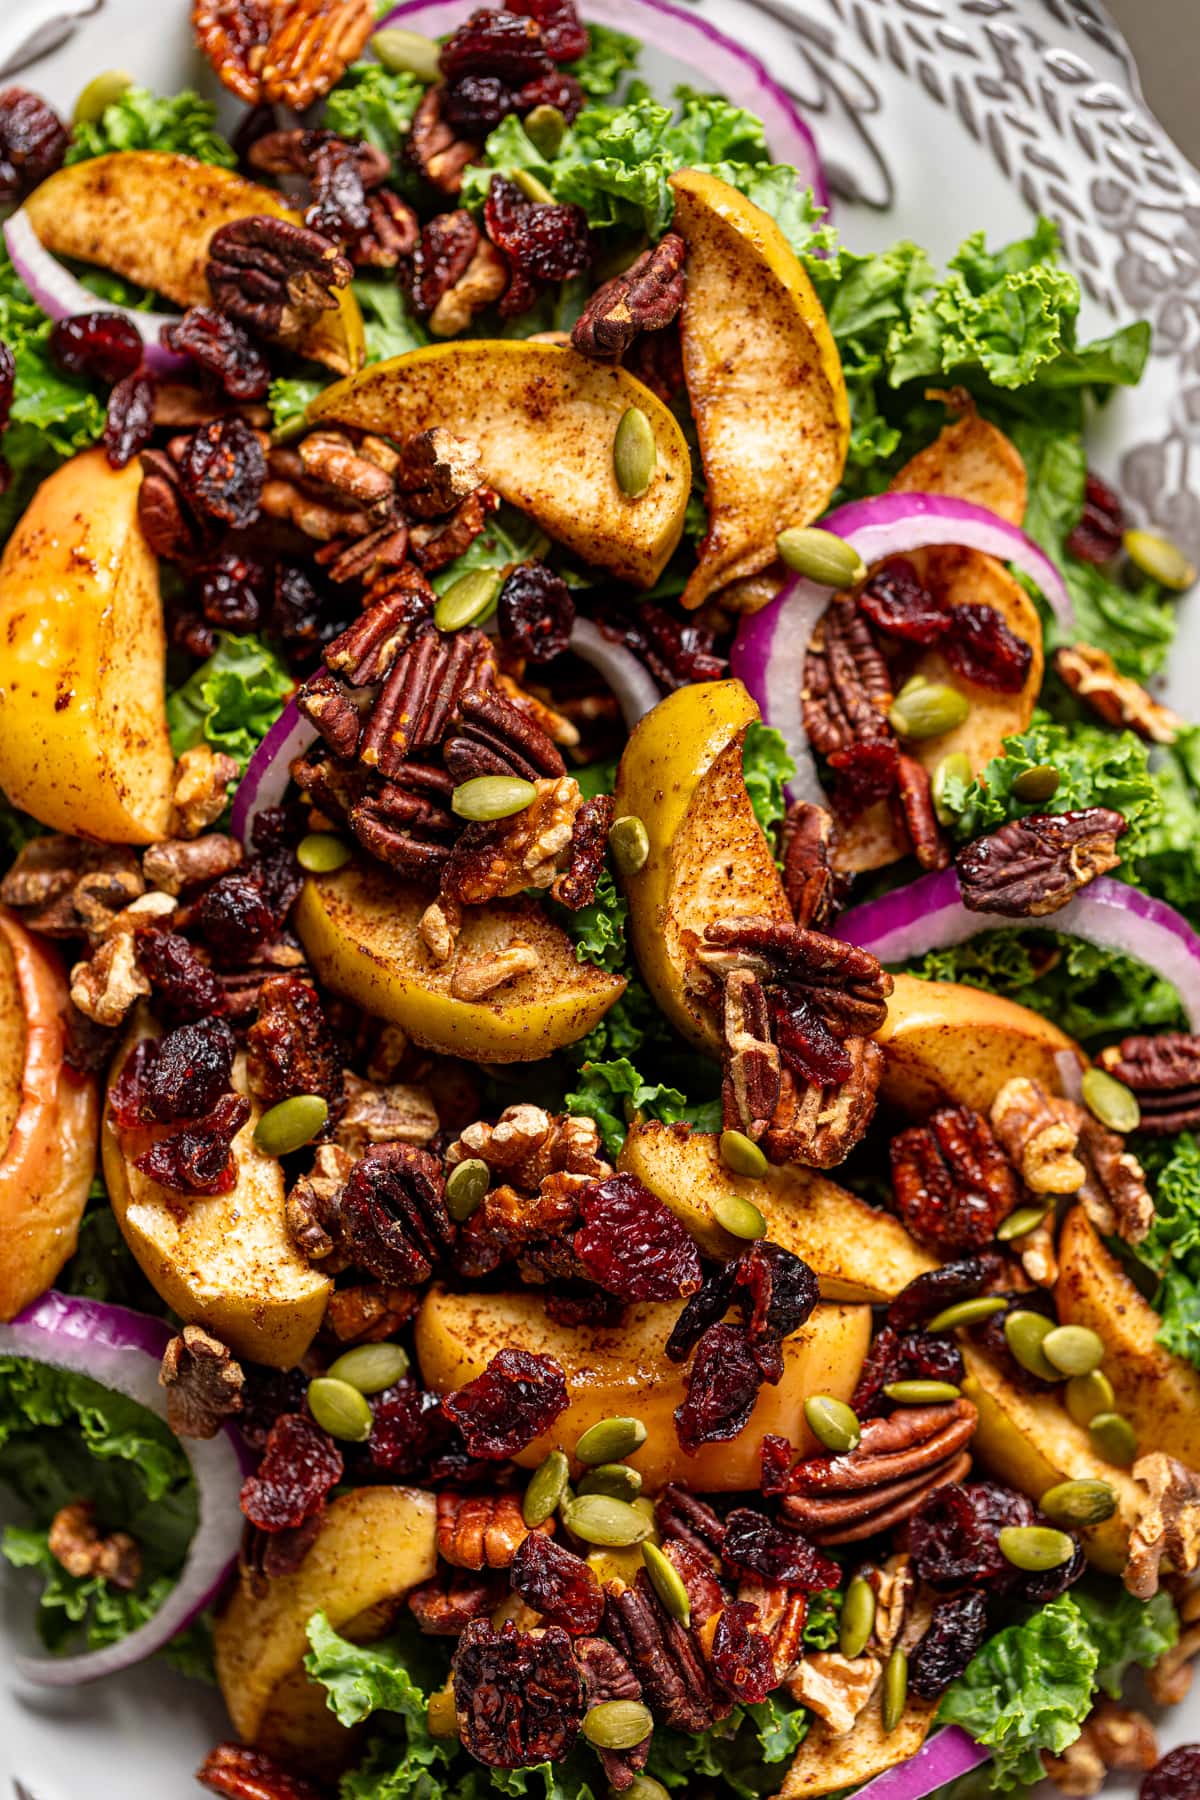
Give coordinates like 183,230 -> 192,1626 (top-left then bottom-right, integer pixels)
214,1487 -> 437,1775
619,1121 -> 934,1299
295,858 -> 624,1062
668,168 -> 849,610
614,678 -> 791,1055
308,340 -> 691,586
103,1023 -> 330,1367
0,449 -> 175,843
416,1284 -> 870,1491
889,401 -> 1028,525
23,152 -> 363,374
780,1696 -> 938,1797
1057,1206 -> 1200,1471
0,907 -> 99,1320
876,974 -> 1085,1117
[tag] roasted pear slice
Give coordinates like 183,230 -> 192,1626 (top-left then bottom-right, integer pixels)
308,340 -> 691,586
889,400 -> 1028,525
295,858 -> 624,1062
668,168 -> 849,610
614,678 -> 791,1055
1057,1205 -> 1200,1471
619,1121 -> 934,1299
876,974 -> 1085,1117
23,152 -> 364,374
0,449 -> 175,842
214,1487 -> 437,1775
416,1284 -> 870,1491
780,1697 -> 938,1797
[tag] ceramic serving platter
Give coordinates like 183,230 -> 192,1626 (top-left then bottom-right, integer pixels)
0,0 -> 1197,1794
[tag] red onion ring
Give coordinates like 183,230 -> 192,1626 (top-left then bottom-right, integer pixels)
0,1291 -> 247,1686
849,1728 -> 988,1799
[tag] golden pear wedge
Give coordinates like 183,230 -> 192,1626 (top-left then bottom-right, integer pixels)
668,167 -> 849,610
308,339 -> 691,586
23,152 -> 364,374
780,1697 -> 938,1797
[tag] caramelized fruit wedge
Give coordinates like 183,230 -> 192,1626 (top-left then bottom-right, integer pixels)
780,1696 -> 939,1797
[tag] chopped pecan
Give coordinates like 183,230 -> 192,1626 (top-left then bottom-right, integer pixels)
735,1578 -> 807,1683
430,233 -> 510,337
1054,642 -> 1182,745
605,1569 -> 727,1732
788,1652 -> 880,1735
781,1400 -> 978,1544
287,1142 -> 356,1264
1069,1102 -> 1153,1244
1098,1032 -> 1200,1134
453,1618 -> 585,1767
193,0 -> 373,108
990,1076 -> 1085,1195
197,1743 -> 326,1800
394,427 -> 485,520
551,791 -> 613,911
722,970 -> 782,1141
437,1489 -> 550,1570
780,801 -> 839,928
763,1038 -> 884,1169
407,85 -> 481,195
323,1280 -> 417,1345
207,215 -> 353,349
160,1324 -> 245,1438
450,940 -> 540,999
337,1073 -> 438,1151
445,682 -> 565,782
1124,1452 -> 1200,1600
1043,1700 -> 1158,1797
410,486 -> 500,572
441,774 -> 582,905
956,808 -> 1127,917
172,745 -> 240,838
891,754 -> 950,871
570,233 -> 686,360
143,834 -> 243,896
890,1103 -> 1020,1252
247,971 -> 344,1112
48,1500 -> 141,1589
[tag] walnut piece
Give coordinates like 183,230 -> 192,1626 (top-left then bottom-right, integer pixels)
171,745 -> 239,838
70,930 -> 151,1026
1043,1699 -> 1158,1796
48,1500 -> 141,1589
865,1552 -> 915,1657
336,1072 -> 439,1151
1054,642 -> 1182,745
286,1141 -> 356,1263
160,1323 -> 245,1438
430,236 -> 509,337
1124,1452 -> 1200,1599
419,896 -> 462,965
1146,1617 -> 1200,1705
990,1076 -> 1085,1195
787,1653 -> 880,1736
449,941 -> 540,1000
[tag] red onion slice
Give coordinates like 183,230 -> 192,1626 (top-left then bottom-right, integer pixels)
0,1290 -> 247,1686
3,208 -> 190,377
569,617 -> 663,729
374,0 -> 828,210
730,492 -> 1075,805
849,1727 -> 988,1799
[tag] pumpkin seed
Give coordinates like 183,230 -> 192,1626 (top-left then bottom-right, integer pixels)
254,1093 -> 328,1157
881,1647 -> 908,1734
888,678 -> 970,741
523,1450 -> 570,1527
307,1376 -> 373,1442
804,1395 -> 861,1454
775,527 -> 866,589
1004,1309 -> 1059,1381
452,775 -> 538,821
445,1157 -> 491,1222
611,1780 -> 670,1800
434,569 -> 501,633
73,69 -> 133,124
839,1574 -> 876,1659
932,751 -> 972,827
609,814 -> 650,876
926,1296 -> 1008,1332
997,1203 -> 1052,1242
370,26 -> 441,81
613,407 -> 656,498
642,1540 -> 691,1625
1065,1369 -> 1115,1429
583,1700 -> 654,1750
882,1380 -> 962,1404
564,1495 -> 652,1547
297,831 -> 352,874
998,1525 -> 1076,1572
326,1342 -> 410,1394
575,1417 -> 647,1466
1042,1324 -> 1105,1377
513,167 -> 557,205
1011,764 -> 1061,804
1088,1411 -> 1138,1468
1039,1478 -> 1118,1528
1124,527 -> 1197,592
1081,1067 -> 1141,1134
717,1130 -> 768,1183
426,1683 -> 459,1739
524,104 -> 567,158
579,1463 -> 643,1501
711,1191 -> 768,1239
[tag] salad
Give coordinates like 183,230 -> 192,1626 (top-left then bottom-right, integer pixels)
0,0 -> 1198,1796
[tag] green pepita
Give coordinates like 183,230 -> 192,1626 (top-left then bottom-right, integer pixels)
297,831 -> 352,874
578,1463 -> 643,1501
998,1525 -> 1076,1572
254,1093 -> 329,1157
1081,1067 -> 1141,1134
307,1376 -> 373,1442
610,1780 -> 670,1800
1011,764 -> 1061,804
1088,1410 -> 1138,1468
1124,528 -> 1197,592
1039,1478 -> 1118,1528
523,1450 -> 570,1527
804,1395 -> 861,1454
717,1130 -> 768,1183
445,1157 -> 491,1222
1004,1309 -> 1059,1381
711,1191 -> 768,1239
642,1540 -> 691,1625
1042,1324 -> 1105,1377
613,407 -> 656,499
73,70 -> 133,124
583,1700 -> 654,1750
452,776 -> 538,822
524,104 -> 567,158
564,1494 -> 652,1547
326,1342 -> 410,1393
775,527 -> 866,589
882,1380 -> 962,1404
434,569 -> 501,633
932,751 -> 972,827
839,1574 -> 876,1659
513,167 -> 557,205
881,1647 -> 908,1734
926,1296 -> 1008,1332
888,678 -> 970,742
609,814 -> 650,876
1065,1369 -> 1115,1429
370,26 -> 441,81
575,1417 -> 648,1467
997,1204 -> 1052,1242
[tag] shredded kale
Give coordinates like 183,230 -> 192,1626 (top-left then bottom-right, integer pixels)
166,631 -> 293,773
741,721 -> 795,848
565,1055 -> 722,1159
65,86 -> 236,166
1132,1132 -> 1200,1369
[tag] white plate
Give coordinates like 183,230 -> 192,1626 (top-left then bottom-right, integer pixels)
1,0 -> 1198,1794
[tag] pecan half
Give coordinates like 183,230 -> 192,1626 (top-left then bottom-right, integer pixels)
763,1039 -> 884,1170
802,598 -> 895,804
891,1104 -> 1020,1252
429,233 -> 509,337
721,969 -> 782,1141
247,971 -> 344,1112
892,754 -> 950,871
656,1485 -> 726,1562
437,1489 -> 551,1570
1124,1452 -> 1200,1600
780,1400 -> 978,1543
1098,1032 -> 1200,1134
551,791 -> 613,911
207,216 -> 353,348
956,808 -> 1127,917
445,683 -> 566,782
395,427 -> 485,520
573,1635 -> 651,1788
780,800 -> 839,928
337,1073 -> 438,1151
339,1142 -> 453,1284
359,629 -> 495,776
323,1279 -> 418,1344
453,1618 -> 585,1767
160,1324 -> 244,1438
48,1500 -> 141,1589
197,1743 -> 325,1800
700,918 -> 893,1039
1054,643 -> 1182,745
193,0 -> 372,109
407,85 -> 480,195
606,1569 -> 727,1732
1068,1102 -> 1153,1244
570,233 -> 686,360
737,1578 -> 808,1684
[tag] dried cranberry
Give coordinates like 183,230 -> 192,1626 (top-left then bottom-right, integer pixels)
770,992 -> 853,1087
760,1434 -> 797,1498
0,87 -> 67,204
453,1618 -> 585,1767
598,600 -> 726,692
886,1255 -> 1005,1333
497,562 -> 575,662
440,8 -> 554,85
509,1530 -> 604,1634
484,175 -> 591,317
271,563 -> 352,668
49,312 -> 144,384
722,1508 -> 841,1591
134,1092 -> 250,1195
109,1039 -> 155,1129
367,1379 -> 445,1475
1014,1533 -> 1086,1605
104,370 -> 156,470
908,1591 -> 989,1699
136,1017 -> 236,1122
733,1240 -> 819,1380
710,1599 -> 775,1703
508,0 -> 589,59
674,1321 -> 765,1454
573,1172 -> 702,1302
443,73 -> 514,133
859,560 -> 951,644
511,68 -> 584,121
851,1325 -> 965,1417
666,1263 -> 736,1364
238,1365 -> 309,1451
943,603 -> 1033,694
179,417 -> 266,529
161,305 -> 272,401
194,552 -> 269,633
1141,1745 -> 1200,1800
134,925 -> 229,1024
443,1348 -> 568,1459
910,1480 -> 1035,1591
194,869 -> 277,964
240,1411 -> 343,1531
1067,470 -> 1124,565
826,736 -> 900,821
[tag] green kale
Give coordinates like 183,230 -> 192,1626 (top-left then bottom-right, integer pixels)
645,1689 -> 808,1798
324,63 -> 426,165
741,720 -> 795,847
564,1055 -> 722,1159
564,23 -> 641,98
801,1588 -> 842,1650
1132,1131 -> 1200,1369
269,376 -> 328,437
561,866 -> 628,975
166,631 -> 293,773
65,86 -> 236,166
353,277 -> 430,363
1069,1581 -> 1178,1698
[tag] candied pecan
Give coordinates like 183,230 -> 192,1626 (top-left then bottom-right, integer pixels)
207,215 -> 352,346
1066,469 -> 1124,564
990,1076 -> 1085,1194
450,941 -> 541,1000
197,1743 -> 326,1800
247,972 -> 344,1112
722,1509 -> 841,1592
802,598 -> 894,758
428,232 -> 510,337
908,1590 -> 988,1699
892,754 -> 950,871
451,1105 -> 608,1187
571,233 -> 686,360
446,685 -> 565,787
161,306 -> 271,400
484,174 -> 591,317
781,1401 -> 978,1546
194,0 -> 372,108
605,1571 -> 725,1732
655,1485 -> 726,1561
438,1489 -> 549,1571
408,208 -> 485,317
138,449 -> 204,561
299,429 -> 396,522
323,1280 -> 417,1346
105,370 -> 156,470
859,558 -> 949,643
324,593 -> 431,695
890,1103 -> 1019,1252
1099,1032 -> 1200,1134
178,417 -> 266,529
409,1569 -> 503,1635
1070,1103 -> 1153,1243
407,86 -> 480,195
721,969 -> 782,1141
1054,642 -> 1181,744
48,1500 -> 141,1590
572,1635 -> 650,1787
409,485 -> 500,572
762,1037 -> 884,1170
240,1411 -> 343,1533
1124,1452 -> 1200,1600
454,1618 -> 585,1767
552,791 -> 614,911
0,89 -> 66,204
701,917 -> 892,1039
511,1527 -> 604,1633
135,1091 -> 250,1195
443,1347 -> 568,1459
573,1171 -> 701,1302
957,807 -> 1127,917
338,1141 -> 452,1283
780,801 -> 839,928
336,1074 -> 438,1152
160,1324 -> 245,1438
498,562 -> 575,661
0,835 -> 141,934
393,427 -> 484,520
357,628 -> 493,775
441,774 -> 581,906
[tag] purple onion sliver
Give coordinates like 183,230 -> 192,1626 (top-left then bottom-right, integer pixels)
847,1728 -> 990,1799
229,696 -> 318,850
569,617 -> 662,729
